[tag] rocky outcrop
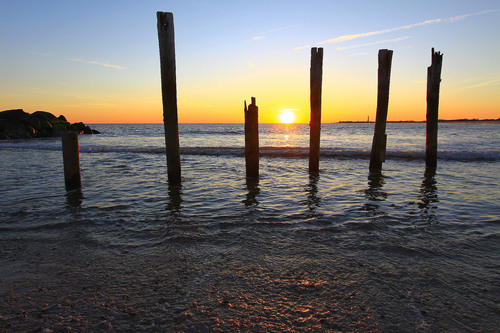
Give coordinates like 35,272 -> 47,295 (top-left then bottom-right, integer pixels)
0,109 -> 100,139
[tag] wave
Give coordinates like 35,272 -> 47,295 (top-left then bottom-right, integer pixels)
1,142 -> 498,162
182,129 -> 243,136
182,147 -> 500,161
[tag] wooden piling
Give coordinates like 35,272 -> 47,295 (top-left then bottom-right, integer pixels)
309,47 -> 324,174
369,49 -> 393,173
244,97 -> 259,178
426,48 -> 443,170
62,132 -> 81,190
157,11 -> 181,184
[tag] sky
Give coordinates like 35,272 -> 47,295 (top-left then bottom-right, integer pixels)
0,0 -> 499,124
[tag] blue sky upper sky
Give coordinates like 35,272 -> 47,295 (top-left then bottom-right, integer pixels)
0,0 -> 498,123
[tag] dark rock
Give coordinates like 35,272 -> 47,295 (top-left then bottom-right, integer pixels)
0,109 -> 29,122
84,125 -> 93,134
32,111 -> 59,123
2,121 -> 31,139
0,109 -> 99,139
70,122 -> 86,134
25,114 -> 41,131
52,123 -> 68,131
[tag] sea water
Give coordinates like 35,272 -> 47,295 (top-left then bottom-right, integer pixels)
0,123 -> 499,331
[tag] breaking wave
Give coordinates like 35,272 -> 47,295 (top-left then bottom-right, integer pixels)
1,141 -> 498,162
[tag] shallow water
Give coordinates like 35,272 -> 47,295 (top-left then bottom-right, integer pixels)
0,123 -> 499,331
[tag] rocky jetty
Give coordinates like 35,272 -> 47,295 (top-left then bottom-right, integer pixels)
0,109 -> 99,139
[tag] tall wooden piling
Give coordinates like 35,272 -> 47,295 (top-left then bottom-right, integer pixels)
244,97 -> 259,178
309,47 -> 324,174
426,48 -> 443,170
369,49 -> 393,172
157,11 -> 181,184
62,132 -> 81,190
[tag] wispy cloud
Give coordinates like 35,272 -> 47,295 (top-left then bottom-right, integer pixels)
244,24 -> 301,41
463,78 -> 500,90
349,52 -> 369,57
68,58 -> 125,70
62,102 -> 117,108
294,44 -> 312,51
336,36 -> 410,50
448,76 -> 500,94
321,10 -> 497,45
29,51 -> 52,57
469,78 -> 500,88
294,9 -> 498,50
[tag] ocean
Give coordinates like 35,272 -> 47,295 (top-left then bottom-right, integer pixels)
1,122 -> 499,331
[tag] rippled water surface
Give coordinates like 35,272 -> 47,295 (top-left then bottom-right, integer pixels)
1,123 -> 499,331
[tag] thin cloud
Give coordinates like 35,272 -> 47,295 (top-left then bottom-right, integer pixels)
244,24 -> 301,41
336,36 -> 410,50
349,52 -> 369,57
69,58 -> 125,70
62,102 -> 116,108
448,77 -> 500,94
294,44 -> 312,51
464,78 -> 500,89
29,51 -> 52,57
320,10 -> 497,45
294,9 -> 498,50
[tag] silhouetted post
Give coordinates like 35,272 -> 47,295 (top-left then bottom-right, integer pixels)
62,132 -> 81,190
309,47 -> 323,174
369,49 -> 393,172
157,11 -> 181,184
244,97 -> 259,178
426,48 -> 443,170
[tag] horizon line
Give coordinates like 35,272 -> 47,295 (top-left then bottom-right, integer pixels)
87,118 -> 500,125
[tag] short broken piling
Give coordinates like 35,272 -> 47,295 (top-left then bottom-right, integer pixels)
369,49 -> 393,173
244,97 -> 259,179
309,47 -> 324,174
62,132 -> 81,190
425,48 -> 443,170
157,11 -> 181,184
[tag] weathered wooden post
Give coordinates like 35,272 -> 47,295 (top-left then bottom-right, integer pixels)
244,97 -> 259,178
309,47 -> 324,174
369,49 -> 393,173
157,11 -> 181,184
426,48 -> 443,170
62,132 -> 81,190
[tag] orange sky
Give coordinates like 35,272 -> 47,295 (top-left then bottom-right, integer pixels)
1,2 -> 498,123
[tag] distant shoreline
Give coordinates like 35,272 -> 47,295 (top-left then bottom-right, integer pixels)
339,118 -> 500,124
85,119 -> 500,125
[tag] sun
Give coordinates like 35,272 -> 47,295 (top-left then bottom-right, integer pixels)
279,109 -> 296,124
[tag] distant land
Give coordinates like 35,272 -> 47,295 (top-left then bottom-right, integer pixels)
339,118 -> 500,123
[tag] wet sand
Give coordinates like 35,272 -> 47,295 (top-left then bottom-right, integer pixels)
2,229 -> 499,332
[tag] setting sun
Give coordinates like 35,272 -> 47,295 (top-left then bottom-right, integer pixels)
279,109 -> 296,124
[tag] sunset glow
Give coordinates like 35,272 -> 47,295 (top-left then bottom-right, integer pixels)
0,2 -> 498,123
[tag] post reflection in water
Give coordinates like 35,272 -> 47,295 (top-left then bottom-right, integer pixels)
363,172 -> 387,212
166,183 -> 183,212
65,188 -> 84,209
419,169 -> 439,222
243,178 -> 260,207
303,174 -> 321,215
